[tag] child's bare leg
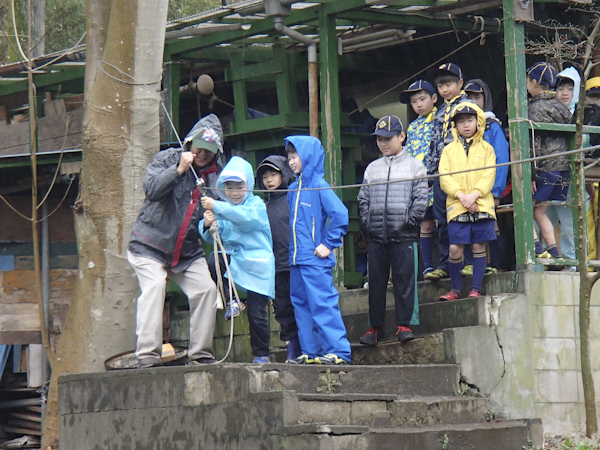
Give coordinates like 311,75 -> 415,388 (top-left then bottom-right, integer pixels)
420,219 -> 435,272
534,202 -> 560,257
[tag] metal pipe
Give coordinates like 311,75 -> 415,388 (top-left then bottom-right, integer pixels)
273,17 -> 318,137
342,29 -> 401,46
41,201 -> 50,423
344,35 -> 414,52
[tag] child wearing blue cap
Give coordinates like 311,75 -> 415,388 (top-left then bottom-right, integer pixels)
439,103 -> 497,300
400,80 -> 438,278
426,63 -> 471,281
358,115 -> 428,345
526,62 -> 572,259
200,156 -> 275,363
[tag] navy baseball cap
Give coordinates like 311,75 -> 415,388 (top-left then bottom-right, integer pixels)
527,62 -> 557,88
451,103 -> 479,121
429,63 -> 463,81
372,115 -> 404,137
464,81 -> 484,93
399,80 -> 436,104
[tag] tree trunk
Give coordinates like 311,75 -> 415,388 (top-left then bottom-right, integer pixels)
41,0 -> 169,447
31,0 -> 44,57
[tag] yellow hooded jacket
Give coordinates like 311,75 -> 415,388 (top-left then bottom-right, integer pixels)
439,102 -> 497,222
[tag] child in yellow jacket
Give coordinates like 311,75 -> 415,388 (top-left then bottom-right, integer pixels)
438,102 -> 496,300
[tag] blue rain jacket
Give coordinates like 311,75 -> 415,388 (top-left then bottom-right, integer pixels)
200,156 -> 275,298
286,136 -> 349,268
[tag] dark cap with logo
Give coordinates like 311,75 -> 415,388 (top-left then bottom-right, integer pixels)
429,63 -> 463,81
451,103 -> 479,121
464,81 -> 484,93
372,115 -> 404,137
399,80 -> 436,104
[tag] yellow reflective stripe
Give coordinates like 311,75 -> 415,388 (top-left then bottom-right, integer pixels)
292,176 -> 302,265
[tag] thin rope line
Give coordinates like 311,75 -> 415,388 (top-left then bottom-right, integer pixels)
203,143 -> 600,195
31,33 -> 86,73
37,175 -> 76,223
37,116 -> 70,209
100,60 -> 161,86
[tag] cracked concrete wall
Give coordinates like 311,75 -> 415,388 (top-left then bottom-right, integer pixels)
445,271 -> 600,435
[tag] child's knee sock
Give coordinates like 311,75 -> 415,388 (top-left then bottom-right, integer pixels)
472,251 -> 487,292
489,231 -> 501,269
420,232 -> 434,269
534,238 -> 543,255
449,256 -> 464,292
547,244 -> 560,258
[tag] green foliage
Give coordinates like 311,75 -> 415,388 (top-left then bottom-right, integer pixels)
168,0 -> 221,21
440,433 -> 449,450
559,439 -> 600,450
45,0 -> 86,54
317,369 -> 341,394
485,409 -> 496,423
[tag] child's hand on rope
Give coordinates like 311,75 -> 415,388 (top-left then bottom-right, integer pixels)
201,196 -> 215,210
314,244 -> 331,259
204,210 -> 215,227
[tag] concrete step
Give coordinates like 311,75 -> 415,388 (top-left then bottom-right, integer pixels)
295,393 -> 490,427
247,363 -> 460,396
343,296 -> 489,343
275,420 -> 542,450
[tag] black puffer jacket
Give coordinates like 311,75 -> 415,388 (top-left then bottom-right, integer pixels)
358,149 -> 428,243
529,92 -> 572,172
257,155 -> 295,273
128,114 -> 223,272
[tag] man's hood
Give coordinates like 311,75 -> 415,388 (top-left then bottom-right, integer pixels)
557,66 -> 581,114
216,156 -> 254,204
450,101 -> 486,143
256,155 -> 295,191
183,113 -> 224,153
284,136 -> 325,183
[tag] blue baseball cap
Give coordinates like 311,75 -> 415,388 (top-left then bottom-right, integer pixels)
372,115 -> 404,137
399,80 -> 436,104
464,81 -> 484,93
527,62 -> 558,88
429,62 -> 463,81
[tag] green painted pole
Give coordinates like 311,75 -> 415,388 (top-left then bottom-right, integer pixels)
503,0 -> 536,268
163,55 -> 180,144
319,8 -> 344,286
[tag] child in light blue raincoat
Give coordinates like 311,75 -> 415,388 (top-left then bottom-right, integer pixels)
200,156 -> 275,363
285,136 -> 351,365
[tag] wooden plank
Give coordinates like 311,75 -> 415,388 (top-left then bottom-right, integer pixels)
0,331 -> 41,345
0,304 -> 40,331
14,255 -> 78,270
1,425 -> 42,436
11,411 -> 42,423
0,269 -> 77,304
8,419 -> 42,430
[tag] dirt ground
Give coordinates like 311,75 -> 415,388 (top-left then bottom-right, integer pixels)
545,433 -> 600,449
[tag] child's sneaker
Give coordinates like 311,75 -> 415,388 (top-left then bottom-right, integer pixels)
252,356 -> 271,364
359,327 -> 387,346
468,290 -> 483,298
425,269 -> 449,280
224,299 -> 244,320
461,265 -> 473,277
396,326 -> 415,343
486,266 -> 500,275
287,354 -> 315,365
536,250 -> 552,259
423,267 -> 434,277
315,353 -> 349,365
440,289 -> 462,301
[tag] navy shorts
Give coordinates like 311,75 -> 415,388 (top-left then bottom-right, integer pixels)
532,170 -> 570,202
448,219 -> 496,245
422,206 -> 434,221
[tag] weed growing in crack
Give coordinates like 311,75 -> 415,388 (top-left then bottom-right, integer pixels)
440,433 -> 449,450
486,409 -> 496,422
317,369 -> 341,394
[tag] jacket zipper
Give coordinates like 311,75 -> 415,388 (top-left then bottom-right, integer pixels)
312,217 -> 315,242
292,176 -> 302,265
383,160 -> 392,243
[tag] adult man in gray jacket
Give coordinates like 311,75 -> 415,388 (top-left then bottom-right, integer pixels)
127,114 -> 223,367
357,115 -> 428,346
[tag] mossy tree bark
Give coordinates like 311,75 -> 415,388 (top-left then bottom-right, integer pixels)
40,0 -> 169,447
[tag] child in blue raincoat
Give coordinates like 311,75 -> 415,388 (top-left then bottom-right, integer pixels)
285,136 -> 351,365
200,156 -> 275,363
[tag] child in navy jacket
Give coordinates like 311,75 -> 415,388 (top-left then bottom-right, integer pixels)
285,136 -> 351,365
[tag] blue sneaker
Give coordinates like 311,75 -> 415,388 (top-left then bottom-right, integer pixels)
423,267 -> 434,277
286,337 -> 301,362
224,300 -> 243,320
252,356 -> 271,364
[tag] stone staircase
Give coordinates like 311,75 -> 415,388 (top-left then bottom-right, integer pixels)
59,272 -> 543,449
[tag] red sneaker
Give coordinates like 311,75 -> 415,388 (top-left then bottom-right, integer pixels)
468,290 -> 483,297
440,290 -> 462,301
396,326 -> 416,343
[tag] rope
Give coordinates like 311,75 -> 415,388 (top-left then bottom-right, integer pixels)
37,116 -> 71,209
100,60 -> 161,86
